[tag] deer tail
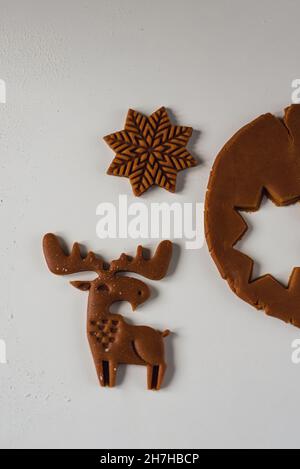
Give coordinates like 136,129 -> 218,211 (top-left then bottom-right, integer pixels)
161,329 -> 171,338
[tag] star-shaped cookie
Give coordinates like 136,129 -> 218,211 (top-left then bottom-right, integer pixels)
104,107 -> 197,196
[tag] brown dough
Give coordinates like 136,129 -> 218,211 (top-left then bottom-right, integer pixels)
205,104 -> 300,327
104,107 -> 196,196
43,234 -> 173,389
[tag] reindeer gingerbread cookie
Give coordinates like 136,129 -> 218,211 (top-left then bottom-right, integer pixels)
43,234 -> 173,390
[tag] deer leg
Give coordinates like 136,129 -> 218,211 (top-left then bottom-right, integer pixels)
147,365 -> 154,390
147,363 -> 166,390
96,360 -> 118,387
156,363 -> 166,390
97,361 -> 108,387
108,361 -> 118,387
146,364 -> 159,390
96,360 -> 109,387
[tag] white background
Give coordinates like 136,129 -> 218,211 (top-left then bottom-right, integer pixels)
1,0 -> 300,449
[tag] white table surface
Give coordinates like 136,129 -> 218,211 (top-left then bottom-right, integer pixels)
1,0 -> 300,449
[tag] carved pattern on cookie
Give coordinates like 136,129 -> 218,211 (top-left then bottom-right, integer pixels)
43,234 -> 173,389
104,107 -> 196,196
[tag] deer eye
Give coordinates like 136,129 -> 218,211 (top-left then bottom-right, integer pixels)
97,284 -> 109,292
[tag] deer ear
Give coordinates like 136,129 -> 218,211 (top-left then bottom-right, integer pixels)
70,281 -> 91,291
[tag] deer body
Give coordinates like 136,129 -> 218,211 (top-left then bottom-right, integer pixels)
83,277 -> 169,387
43,234 -> 173,390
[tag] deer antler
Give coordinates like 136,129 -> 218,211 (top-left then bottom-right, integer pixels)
43,233 -> 173,280
43,233 -> 105,275
109,241 -> 173,280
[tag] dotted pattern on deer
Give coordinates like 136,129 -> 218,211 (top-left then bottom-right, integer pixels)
90,318 -> 120,351
43,233 -> 173,390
